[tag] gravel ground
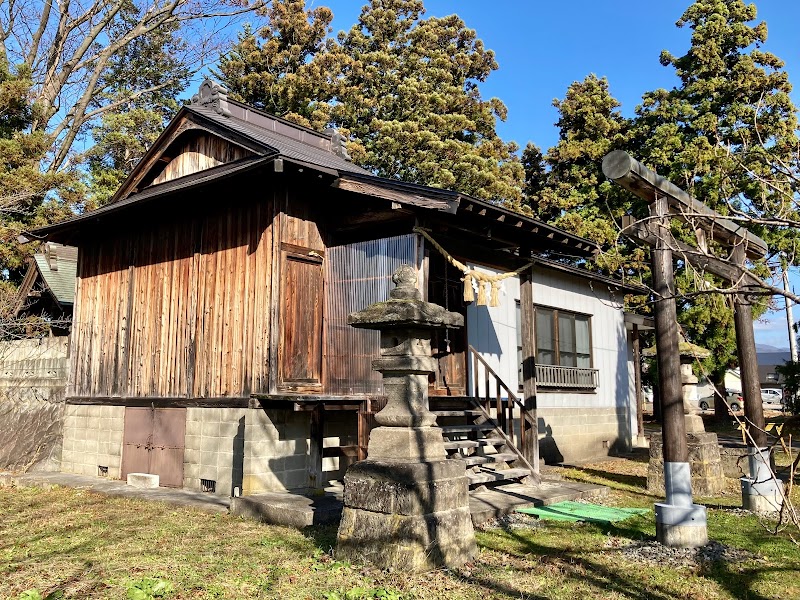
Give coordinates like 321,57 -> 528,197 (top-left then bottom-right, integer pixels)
479,509 -> 766,569
608,538 -> 764,569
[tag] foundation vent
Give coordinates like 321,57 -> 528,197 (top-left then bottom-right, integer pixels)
200,478 -> 216,493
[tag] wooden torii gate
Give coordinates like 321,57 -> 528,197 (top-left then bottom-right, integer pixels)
603,151 -> 783,543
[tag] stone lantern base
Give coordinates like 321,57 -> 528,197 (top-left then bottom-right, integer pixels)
336,458 -> 476,571
648,432 -> 725,496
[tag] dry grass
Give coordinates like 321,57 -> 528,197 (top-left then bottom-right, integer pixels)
2,459 -> 800,600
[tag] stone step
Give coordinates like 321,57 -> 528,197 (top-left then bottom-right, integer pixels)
459,453 -> 517,467
438,423 -> 496,435
467,468 -> 531,485
444,438 -> 505,451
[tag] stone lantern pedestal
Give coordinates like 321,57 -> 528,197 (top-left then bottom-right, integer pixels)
335,266 -> 476,571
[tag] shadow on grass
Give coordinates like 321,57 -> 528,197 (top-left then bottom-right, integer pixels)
561,466 -> 654,495
471,516 -> 784,600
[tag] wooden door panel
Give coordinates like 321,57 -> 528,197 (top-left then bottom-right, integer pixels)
428,256 -> 467,396
279,249 -> 324,392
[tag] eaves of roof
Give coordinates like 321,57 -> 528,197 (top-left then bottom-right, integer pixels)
34,253 -> 77,305
534,256 -> 649,295
22,155 -> 275,241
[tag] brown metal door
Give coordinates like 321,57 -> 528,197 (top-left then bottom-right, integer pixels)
150,408 -> 186,488
121,407 -> 153,480
121,407 -> 186,488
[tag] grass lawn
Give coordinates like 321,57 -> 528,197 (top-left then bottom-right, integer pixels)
2,456 -> 799,600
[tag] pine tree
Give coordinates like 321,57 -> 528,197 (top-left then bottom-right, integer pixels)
329,0 -> 523,203
216,0 -> 336,129
631,0 -> 800,399
219,0 -> 524,203
0,64 -> 80,283
534,75 -> 631,247
86,7 -> 191,206
633,0 -> 799,238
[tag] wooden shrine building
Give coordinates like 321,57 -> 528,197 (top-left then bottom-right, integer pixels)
25,80 -> 644,495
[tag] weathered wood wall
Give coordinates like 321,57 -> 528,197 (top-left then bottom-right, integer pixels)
151,133 -> 253,186
70,173 -> 420,401
70,194 -> 275,399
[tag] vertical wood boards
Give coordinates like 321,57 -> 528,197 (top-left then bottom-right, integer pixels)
278,251 -> 324,391
71,193 -> 275,400
150,133 -> 253,187
69,178 -> 427,402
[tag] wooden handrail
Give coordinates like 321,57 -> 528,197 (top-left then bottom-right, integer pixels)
467,345 -> 538,477
468,345 -> 534,425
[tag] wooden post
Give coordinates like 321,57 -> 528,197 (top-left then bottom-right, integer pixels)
309,403 -> 324,489
519,265 -> 539,474
632,323 -> 644,440
650,196 -> 689,466
357,399 -> 368,461
731,245 -> 767,448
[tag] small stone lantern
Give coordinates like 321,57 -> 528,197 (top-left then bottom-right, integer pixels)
643,336 -> 711,433
335,265 -> 476,571
644,336 -> 724,496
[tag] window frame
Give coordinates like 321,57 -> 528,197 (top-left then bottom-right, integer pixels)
533,305 -> 594,369
516,302 -> 596,390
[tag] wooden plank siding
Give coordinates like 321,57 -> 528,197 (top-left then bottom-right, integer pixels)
67,173 -> 424,402
69,194 -> 276,400
151,133 -> 253,186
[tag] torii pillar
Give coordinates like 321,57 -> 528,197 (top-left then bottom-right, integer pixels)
732,245 -> 783,513
649,194 -> 708,547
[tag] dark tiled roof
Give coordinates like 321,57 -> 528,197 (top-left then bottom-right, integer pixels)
186,103 -> 371,176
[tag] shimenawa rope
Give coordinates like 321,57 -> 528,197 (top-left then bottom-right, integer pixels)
413,227 -> 533,307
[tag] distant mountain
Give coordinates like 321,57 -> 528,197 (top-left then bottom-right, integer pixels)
755,343 -> 788,352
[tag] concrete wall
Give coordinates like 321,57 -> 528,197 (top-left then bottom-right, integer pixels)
61,404 -> 124,478
536,407 -> 630,464
184,407 -> 247,495
58,403 -> 357,496
466,263 -> 635,463
0,337 -> 69,471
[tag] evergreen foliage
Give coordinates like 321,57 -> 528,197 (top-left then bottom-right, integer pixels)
529,1 -> 799,384
215,0 -> 336,129
632,0 -> 799,385
218,0 -> 525,203
86,8 -> 191,206
0,64 -> 81,284
536,75 -> 630,247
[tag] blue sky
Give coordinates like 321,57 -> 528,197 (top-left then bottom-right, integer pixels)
295,1 -> 800,348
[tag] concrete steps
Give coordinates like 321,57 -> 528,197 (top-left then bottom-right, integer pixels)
467,467 -> 531,486
430,396 -> 531,490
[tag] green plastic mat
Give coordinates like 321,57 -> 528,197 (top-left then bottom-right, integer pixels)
517,501 -> 650,524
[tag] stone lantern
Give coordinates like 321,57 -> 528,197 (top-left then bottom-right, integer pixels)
643,336 -> 711,433
335,265 -> 476,571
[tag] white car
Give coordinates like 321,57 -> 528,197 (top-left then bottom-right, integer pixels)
761,388 -> 784,407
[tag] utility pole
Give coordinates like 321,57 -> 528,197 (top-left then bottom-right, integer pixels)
784,268 -> 798,363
